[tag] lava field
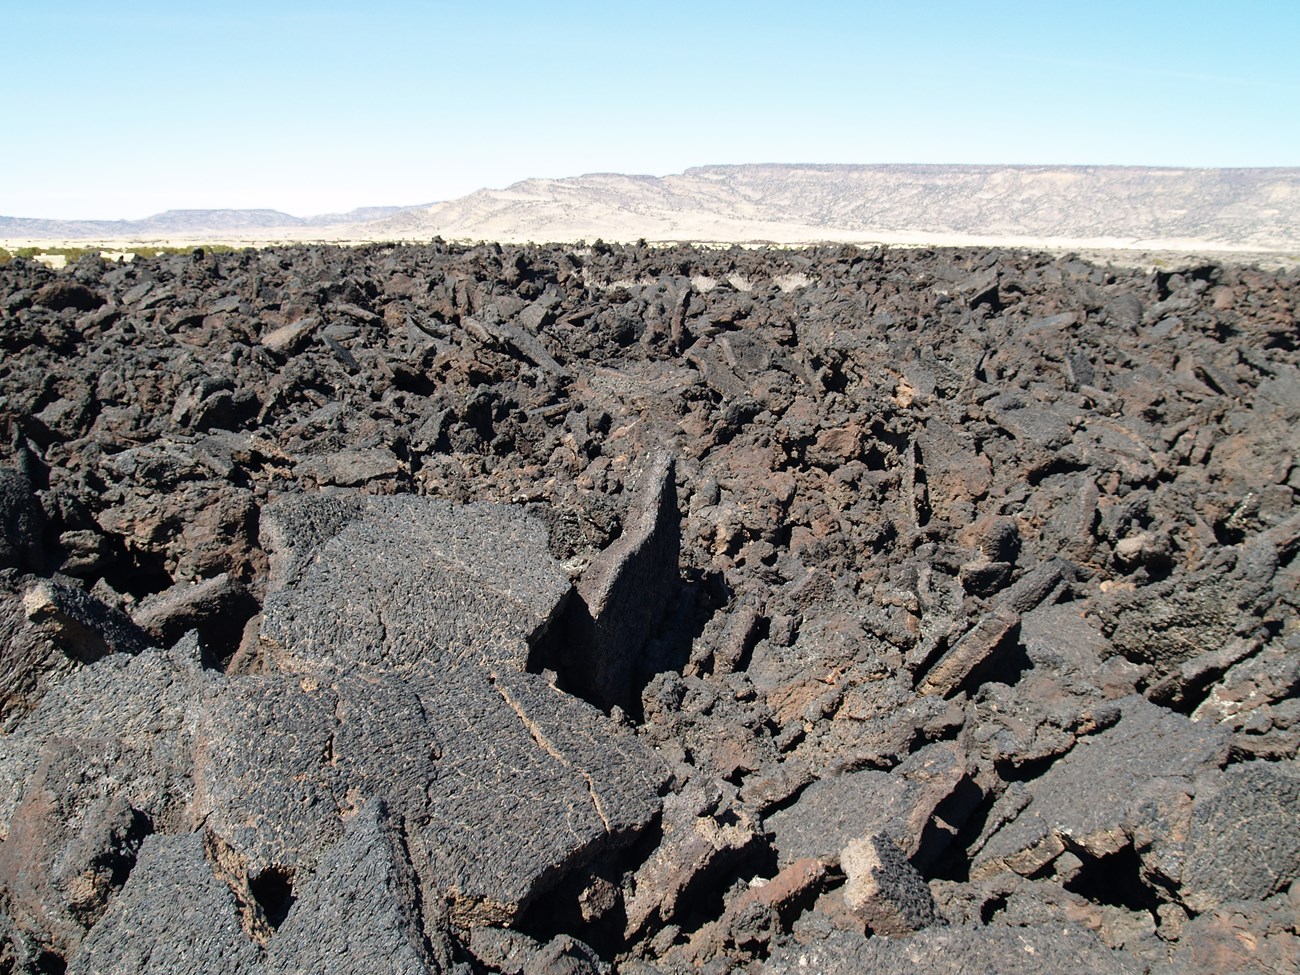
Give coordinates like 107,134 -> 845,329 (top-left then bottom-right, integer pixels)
0,240 -> 1297,974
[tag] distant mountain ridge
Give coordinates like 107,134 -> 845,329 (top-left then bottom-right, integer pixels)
4,165 -> 1298,250
365,164 -> 1300,249
0,205 -> 422,238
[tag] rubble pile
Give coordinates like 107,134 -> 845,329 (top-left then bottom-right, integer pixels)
0,240 -> 1296,973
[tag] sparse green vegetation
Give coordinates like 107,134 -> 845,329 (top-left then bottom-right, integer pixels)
0,246 -> 99,263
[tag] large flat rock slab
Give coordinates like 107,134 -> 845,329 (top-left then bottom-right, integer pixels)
234,493 -> 667,923
194,664 -> 666,925
767,742 -> 972,871
258,495 -> 573,672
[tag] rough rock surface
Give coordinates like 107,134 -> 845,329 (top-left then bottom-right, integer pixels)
763,921 -> 1141,975
548,450 -> 681,711
1,575 -> 152,724
1181,760 -> 1300,911
243,492 -> 664,926
256,493 -> 572,672
265,802 -> 461,975
971,695 -> 1230,886
1,242 -> 1297,973
0,470 -> 44,572
65,832 -> 266,975
840,832 -> 939,935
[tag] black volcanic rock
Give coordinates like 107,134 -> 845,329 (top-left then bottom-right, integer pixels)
0,468 -> 45,572
195,661 -> 666,928
1181,760 -> 1300,911
0,241 -> 1296,975
32,280 -> 103,313
547,450 -> 682,712
200,491 -> 667,928
0,575 -> 152,724
256,493 -> 572,672
840,832 -> 940,936
64,832 -> 266,975
264,802 -> 461,975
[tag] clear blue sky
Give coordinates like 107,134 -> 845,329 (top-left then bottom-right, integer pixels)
5,1 -> 1297,219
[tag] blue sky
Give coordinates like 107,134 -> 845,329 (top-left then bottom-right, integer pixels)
5,1 -> 1297,219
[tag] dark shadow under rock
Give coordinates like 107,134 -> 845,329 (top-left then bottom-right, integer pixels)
536,451 -> 683,714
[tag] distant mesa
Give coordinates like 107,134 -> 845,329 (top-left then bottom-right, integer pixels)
3,164 -> 1298,251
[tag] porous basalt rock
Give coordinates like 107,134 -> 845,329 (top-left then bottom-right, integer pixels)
256,493 -> 572,672
200,494 -> 668,927
1,241 -> 1297,974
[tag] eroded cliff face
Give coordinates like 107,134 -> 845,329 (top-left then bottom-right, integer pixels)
1,241 -> 1296,974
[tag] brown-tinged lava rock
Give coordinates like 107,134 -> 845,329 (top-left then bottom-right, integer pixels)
0,241 -> 1296,973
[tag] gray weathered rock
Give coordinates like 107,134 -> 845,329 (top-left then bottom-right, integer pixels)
1,576 -> 153,725
0,904 -> 41,975
258,494 -> 571,672
0,468 -> 44,571
466,926 -> 608,975
9,646 -> 208,830
972,695 -> 1230,885
623,782 -> 760,937
65,832 -> 266,975
195,665 -> 666,926
765,920 -> 1138,975
1181,760 -> 1300,911
1159,894 -> 1300,975
915,607 -> 1020,698
294,446 -> 403,486
21,577 -> 152,661
768,741 -> 972,871
266,802 -> 457,975
1192,633 -> 1300,733
0,644 -> 214,957
0,741 -> 151,957
130,572 -> 252,657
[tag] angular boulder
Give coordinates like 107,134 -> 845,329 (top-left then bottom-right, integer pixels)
841,832 -> 940,936
257,494 -> 572,672
64,833 -> 265,975
547,451 -> 681,711
265,802 -> 457,975
972,696 -> 1230,885
201,494 -> 668,926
